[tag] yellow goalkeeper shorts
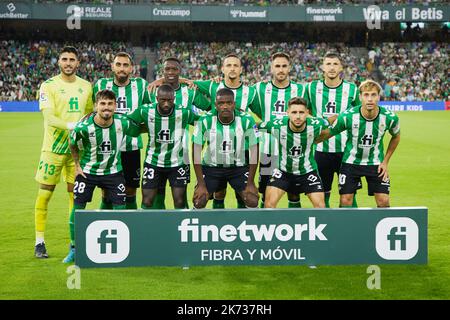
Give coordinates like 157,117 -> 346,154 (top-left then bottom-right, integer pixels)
35,151 -> 75,185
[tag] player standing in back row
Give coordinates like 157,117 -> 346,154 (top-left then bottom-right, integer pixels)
188,54 -> 259,209
33,46 -> 93,258
93,52 -> 150,210
252,52 -> 307,208
306,51 -> 361,208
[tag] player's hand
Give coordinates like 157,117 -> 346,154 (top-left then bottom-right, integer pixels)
75,165 -> 87,179
193,183 -> 209,209
79,112 -> 94,123
147,78 -> 164,93
378,161 -> 389,182
243,182 -> 259,208
213,76 -> 222,84
180,78 -> 197,90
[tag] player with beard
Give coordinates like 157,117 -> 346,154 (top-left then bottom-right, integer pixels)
93,52 -> 150,210
306,52 -> 362,208
252,52 -> 308,208
62,89 -> 141,263
33,46 -> 93,259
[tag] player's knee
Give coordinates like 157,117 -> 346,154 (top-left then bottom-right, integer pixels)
314,201 -> 326,208
340,194 -> 353,206
174,197 -> 186,209
214,189 -> 226,200
244,195 -> 259,208
142,196 -> 154,208
376,195 -> 390,208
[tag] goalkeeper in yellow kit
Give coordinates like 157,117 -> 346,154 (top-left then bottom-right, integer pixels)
34,46 -> 93,259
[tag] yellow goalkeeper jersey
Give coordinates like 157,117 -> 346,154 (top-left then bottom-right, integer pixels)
39,74 -> 93,154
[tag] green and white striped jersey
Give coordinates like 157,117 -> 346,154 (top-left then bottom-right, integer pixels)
193,110 -> 258,168
70,114 -> 141,175
149,83 -> 210,112
252,81 -> 307,155
93,77 -> 150,152
259,116 -> 329,175
307,79 -> 360,153
194,80 -> 258,113
128,103 -> 198,168
330,106 -> 400,165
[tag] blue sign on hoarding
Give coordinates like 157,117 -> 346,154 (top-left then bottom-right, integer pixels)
379,101 -> 445,112
0,101 -> 39,112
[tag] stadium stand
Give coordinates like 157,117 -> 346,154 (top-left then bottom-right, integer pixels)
0,40 -> 134,101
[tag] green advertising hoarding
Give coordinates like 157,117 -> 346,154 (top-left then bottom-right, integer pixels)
75,207 -> 427,268
1,3 -> 448,22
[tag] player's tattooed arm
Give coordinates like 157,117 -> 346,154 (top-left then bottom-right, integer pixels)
69,142 -> 86,179
315,128 -> 332,143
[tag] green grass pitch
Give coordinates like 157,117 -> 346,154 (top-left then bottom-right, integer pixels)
0,111 -> 449,299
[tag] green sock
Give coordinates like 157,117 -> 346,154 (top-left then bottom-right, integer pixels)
69,203 -> 86,245
288,201 -> 301,208
339,205 -> 353,208
324,193 -> 331,208
352,196 -> 358,208
213,199 -> 225,209
126,196 -> 137,209
100,198 -> 113,209
260,197 -> 265,208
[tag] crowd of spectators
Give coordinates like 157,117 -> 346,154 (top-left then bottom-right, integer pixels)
0,40 -> 133,101
0,40 -> 447,102
153,41 -> 448,101
375,42 -> 448,101
154,41 -> 369,85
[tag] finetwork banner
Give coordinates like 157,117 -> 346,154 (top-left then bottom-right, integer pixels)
75,207 -> 427,268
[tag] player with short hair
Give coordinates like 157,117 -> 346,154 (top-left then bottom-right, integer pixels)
261,97 -> 330,208
34,46 -> 93,258
317,80 -> 400,208
63,90 -> 140,263
62,89 -> 141,263
252,52 -> 308,208
147,57 -> 211,209
306,51 -> 362,208
192,53 -> 259,209
93,52 -> 150,210
192,88 -> 259,209
128,84 -> 199,209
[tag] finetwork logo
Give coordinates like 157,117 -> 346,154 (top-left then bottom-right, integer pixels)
375,218 -> 419,260
86,220 -> 130,263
